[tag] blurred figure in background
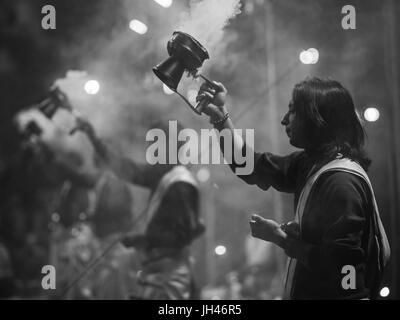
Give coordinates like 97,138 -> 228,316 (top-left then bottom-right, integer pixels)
76,117 -> 206,300
14,101 -> 206,300
10,106 -> 138,299
0,106 -> 97,298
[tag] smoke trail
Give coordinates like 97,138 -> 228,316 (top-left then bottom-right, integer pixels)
25,0 -> 243,162
176,0 -> 242,56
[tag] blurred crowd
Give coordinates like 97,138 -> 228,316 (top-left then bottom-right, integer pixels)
0,130 -> 136,299
0,92 -> 281,300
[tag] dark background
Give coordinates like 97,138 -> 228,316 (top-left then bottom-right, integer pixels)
0,0 -> 399,299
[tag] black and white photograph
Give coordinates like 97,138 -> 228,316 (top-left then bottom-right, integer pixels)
0,0 -> 399,306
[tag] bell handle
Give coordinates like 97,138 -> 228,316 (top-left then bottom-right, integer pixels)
174,89 -> 202,115
199,74 -> 215,86
172,75 -> 217,115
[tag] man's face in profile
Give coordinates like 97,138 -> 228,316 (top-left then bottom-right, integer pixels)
281,100 -> 308,149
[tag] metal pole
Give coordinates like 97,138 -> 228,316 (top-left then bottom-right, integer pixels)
383,0 -> 400,299
264,0 -> 286,281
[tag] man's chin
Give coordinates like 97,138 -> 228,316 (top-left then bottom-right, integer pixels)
289,138 -> 303,148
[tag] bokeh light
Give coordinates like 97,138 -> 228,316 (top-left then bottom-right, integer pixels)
299,48 -> 319,64
129,19 -> 148,34
364,107 -> 380,122
215,245 -> 227,256
380,287 -> 390,298
84,80 -> 100,95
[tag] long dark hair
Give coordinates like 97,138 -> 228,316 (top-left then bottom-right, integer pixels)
292,77 -> 371,170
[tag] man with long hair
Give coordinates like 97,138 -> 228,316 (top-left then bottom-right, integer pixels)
16,104 -> 205,300
73,118 -> 206,300
196,76 -> 390,299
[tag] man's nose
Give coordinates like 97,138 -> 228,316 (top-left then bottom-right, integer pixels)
281,113 -> 288,126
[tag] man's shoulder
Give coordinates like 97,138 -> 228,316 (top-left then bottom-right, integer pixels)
317,170 -> 370,195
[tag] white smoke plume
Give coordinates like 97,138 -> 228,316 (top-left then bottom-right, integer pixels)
176,0 -> 242,56
20,1 -> 243,162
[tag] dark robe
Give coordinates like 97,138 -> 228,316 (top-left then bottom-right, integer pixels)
232,150 -> 382,299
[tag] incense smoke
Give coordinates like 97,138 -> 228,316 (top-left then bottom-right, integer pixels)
176,0 -> 242,56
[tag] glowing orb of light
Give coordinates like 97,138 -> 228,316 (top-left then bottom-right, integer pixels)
364,107 -> 380,122
215,245 -> 227,256
299,48 -> 319,64
129,19 -> 148,35
84,80 -> 100,95
380,287 -> 390,298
